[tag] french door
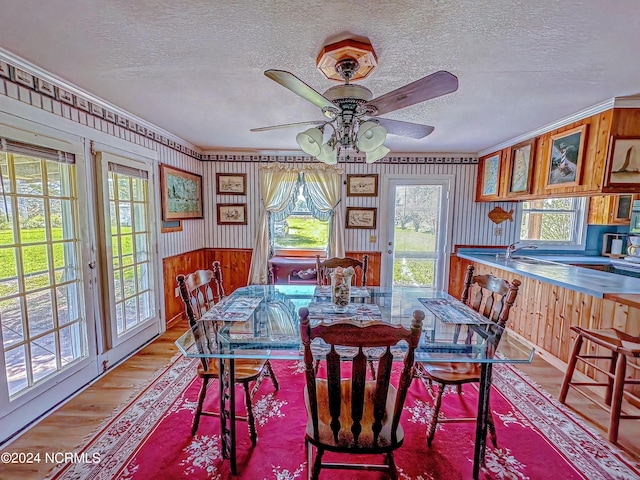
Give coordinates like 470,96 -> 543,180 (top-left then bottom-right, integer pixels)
384,176 -> 453,290
0,123 -> 97,441
95,151 -> 161,367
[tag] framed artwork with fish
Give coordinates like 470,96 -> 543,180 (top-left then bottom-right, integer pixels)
545,125 -> 587,188
506,139 -> 535,196
476,152 -> 502,201
603,136 -> 640,191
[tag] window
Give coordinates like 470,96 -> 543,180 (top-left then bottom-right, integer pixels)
272,185 -> 329,251
0,148 -> 87,397
105,162 -> 154,340
520,197 -> 587,247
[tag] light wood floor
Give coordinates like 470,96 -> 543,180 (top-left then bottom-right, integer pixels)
1,321 -> 638,479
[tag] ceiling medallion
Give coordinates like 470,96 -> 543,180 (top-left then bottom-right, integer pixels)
315,39 -> 378,82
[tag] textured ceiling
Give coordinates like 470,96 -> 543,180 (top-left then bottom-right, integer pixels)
1,0 -> 639,155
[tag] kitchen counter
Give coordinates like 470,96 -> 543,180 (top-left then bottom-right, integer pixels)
457,252 -> 640,298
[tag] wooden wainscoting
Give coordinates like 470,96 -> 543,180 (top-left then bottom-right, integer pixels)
163,248 -> 253,326
163,249 -> 380,326
163,249 -> 208,325
204,248 -> 253,293
346,251 -> 381,286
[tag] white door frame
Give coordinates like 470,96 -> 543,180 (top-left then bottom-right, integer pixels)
93,145 -> 162,369
381,174 -> 455,289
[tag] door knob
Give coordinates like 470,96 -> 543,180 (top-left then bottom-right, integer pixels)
387,250 -> 392,254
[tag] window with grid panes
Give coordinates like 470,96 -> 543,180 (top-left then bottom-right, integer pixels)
106,162 -> 154,338
0,142 -> 87,397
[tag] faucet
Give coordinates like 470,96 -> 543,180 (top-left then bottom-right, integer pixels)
505,242 -> 538,260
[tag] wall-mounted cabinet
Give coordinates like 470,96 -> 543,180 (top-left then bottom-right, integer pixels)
476,107 -> 640,202
588,194 -> 638,225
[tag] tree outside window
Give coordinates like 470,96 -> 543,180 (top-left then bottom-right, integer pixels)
520,197 -> 587,246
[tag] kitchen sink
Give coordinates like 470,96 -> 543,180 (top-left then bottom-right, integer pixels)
508,256 -> 563,266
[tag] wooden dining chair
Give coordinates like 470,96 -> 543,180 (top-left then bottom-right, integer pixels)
314,254 -> 375,378
416,265 -> 520,447
559,326 -> 640,443
176,264 -> 278,445
180,261 -> 225,318
316,255 -> 369,287
300,306 -> 424,480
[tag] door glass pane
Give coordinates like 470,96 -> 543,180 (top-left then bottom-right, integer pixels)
45,160 -> 62,197
392,185 -> 442,287
26,290 -> 54,336
5,345 -> 27,396
1,297 -> 22,348
14,156 -> 43,195
18,197 -> 46,242
60,323 -> 84,367
31,332 -> 57,382
0,211 -> 16,244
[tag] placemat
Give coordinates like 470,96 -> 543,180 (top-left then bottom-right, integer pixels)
307,302 -> 381,321
201,296 -> 262,322
418,298 -> 492,324
314,285 -> 370,298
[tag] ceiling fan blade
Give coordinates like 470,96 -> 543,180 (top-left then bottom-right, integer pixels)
264,70 -> 337,111
366,70 -> 459,116
375,118 -> 435,139
250,120 -> 325,132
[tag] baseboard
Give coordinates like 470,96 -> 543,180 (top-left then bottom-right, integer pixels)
166,312 -> 184,328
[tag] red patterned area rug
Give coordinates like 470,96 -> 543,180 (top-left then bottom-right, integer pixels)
48,355 -> 640,480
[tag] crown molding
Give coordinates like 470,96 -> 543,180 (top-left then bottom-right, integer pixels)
478,98 -> 617,156
613,95 -> 640,108
0,48 -> 199,152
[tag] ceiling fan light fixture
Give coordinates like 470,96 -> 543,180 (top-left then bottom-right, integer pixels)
296,127 -> 324,156
357,121 -> 387,152
365,145 -> 390,164
316,143 -> 338,165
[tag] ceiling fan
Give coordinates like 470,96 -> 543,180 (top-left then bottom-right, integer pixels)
251,38 -> 459,163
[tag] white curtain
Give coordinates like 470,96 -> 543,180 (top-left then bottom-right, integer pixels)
248,164 -> 299,284
302,165 -> 345,258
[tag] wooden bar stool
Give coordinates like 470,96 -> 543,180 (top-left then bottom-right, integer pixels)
559,326 -> 640,443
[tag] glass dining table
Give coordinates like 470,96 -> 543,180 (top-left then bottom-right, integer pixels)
175,284 -> 534,479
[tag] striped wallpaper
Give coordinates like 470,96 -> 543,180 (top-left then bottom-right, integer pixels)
198,159 -> 520,254
0,67 -> 518,261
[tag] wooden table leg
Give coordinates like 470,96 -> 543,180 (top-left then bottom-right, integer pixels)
473,362 -> 493,480
218,358 -> 237,474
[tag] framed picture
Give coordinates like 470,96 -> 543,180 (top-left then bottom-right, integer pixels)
545,125 -> 587,188
160,164 -> 203,220
604,136 -> 640,189
217,203 -> 247,225
216,173 -> 247,195
477,153 -> 501,200
347,174 -> 378,197
506,139 -> 535,196
345,207 -> 377,229
161,220 -> 183,233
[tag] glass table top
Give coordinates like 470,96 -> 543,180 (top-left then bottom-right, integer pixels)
175,285 -> 534,364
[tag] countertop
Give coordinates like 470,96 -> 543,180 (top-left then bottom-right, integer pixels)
457,252 -> 640,298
